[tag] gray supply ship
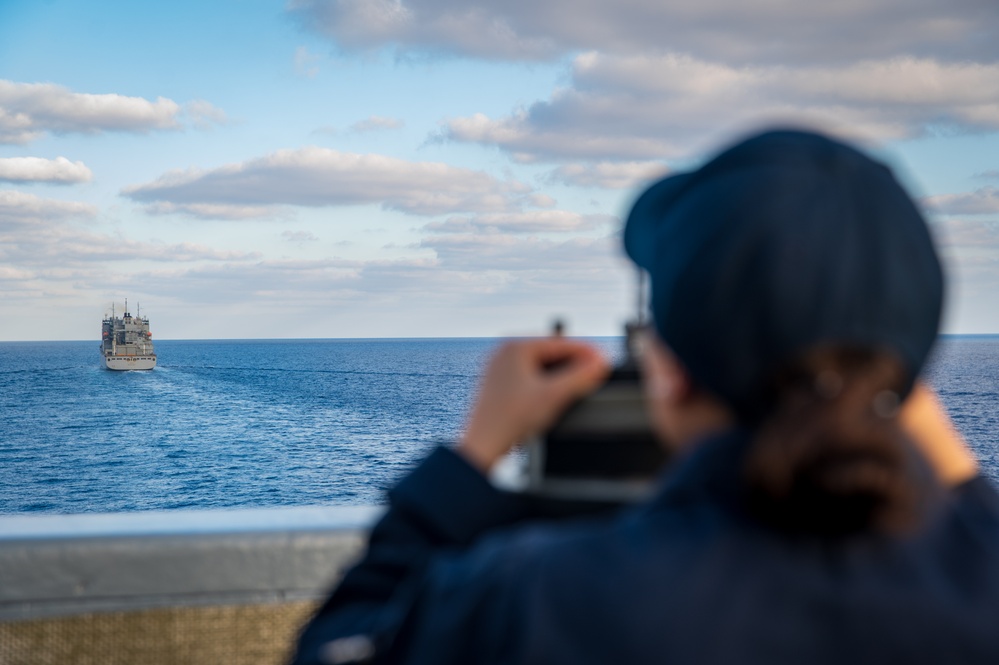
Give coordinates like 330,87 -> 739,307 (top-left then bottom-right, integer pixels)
100,300 -> 156,370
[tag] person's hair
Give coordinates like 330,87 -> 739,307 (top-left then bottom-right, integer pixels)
743,346 -> 938,537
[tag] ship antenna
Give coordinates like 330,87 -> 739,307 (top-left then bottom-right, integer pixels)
624,267 -> 649,366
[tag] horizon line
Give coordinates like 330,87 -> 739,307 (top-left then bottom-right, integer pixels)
2,333 -> 998,344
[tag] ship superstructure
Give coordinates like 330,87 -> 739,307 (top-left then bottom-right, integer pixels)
101,300 -> 156,370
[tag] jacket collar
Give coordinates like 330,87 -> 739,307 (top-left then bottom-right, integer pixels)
648,428 -> 754,511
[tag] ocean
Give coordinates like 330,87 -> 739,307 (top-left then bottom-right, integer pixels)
0,337 -> 996,515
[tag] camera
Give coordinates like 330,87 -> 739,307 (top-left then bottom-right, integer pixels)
492,321 -> 672,517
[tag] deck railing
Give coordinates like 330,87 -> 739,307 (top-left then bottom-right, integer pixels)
0,506 -> 381,664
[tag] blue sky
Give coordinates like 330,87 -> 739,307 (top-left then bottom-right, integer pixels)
2,0 -> 998,340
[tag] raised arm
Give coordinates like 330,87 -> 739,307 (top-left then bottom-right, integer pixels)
900,383 -> 978,487
293,338 -> 608,665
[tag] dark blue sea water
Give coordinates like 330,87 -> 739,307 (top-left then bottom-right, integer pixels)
0,337 -> 996,514
0,338 -> 622,514
924,337 -> 999,481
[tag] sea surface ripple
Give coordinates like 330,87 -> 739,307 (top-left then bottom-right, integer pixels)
0,336 -> 995,514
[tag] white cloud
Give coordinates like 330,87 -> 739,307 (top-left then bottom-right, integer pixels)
283,230 -> 320,242
90,233 -> 628,321
0,193 -> 260,266
1,227 -> 258,265
424,210 -> 615,234
546,161 -> 668,189
0,156 -> 93,184
0,190 -> 260,292
294,46 -> 322,78
0,265 -> 36,282
349,115 -> 404,133
121,146 -> 539,217
925,187 -> 999,215
184,100 -> 228,130
142,201 -> 283,220
945,253 -> 999,290
933,219 -> 999,249
310,124 -> 339,136
0,223 -> 259,328
420,232 -> 617,271
442,54 -> 999,162
974,170 -> 999,180
289,0 -> 558,61
0,225 -> 634,339
289,0 -> 999,64
528,193 -> 556,208
0,80 -> 187,144
121,258 -> 405,301
0,190 -> 96,228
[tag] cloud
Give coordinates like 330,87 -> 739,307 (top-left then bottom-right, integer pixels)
142,201 -> 283,220
121,146 -> 539,217
289,0 -> 559,61
98,232 -> 626,315
0,220 -> 259,281
0,222 -> 633,338
947,254 -> 999,289
0,190 -> 96,228
441,53 -> 999,161
0,191 -> 258,273
0,80 -> 190,144
420,232 -> 617,271
294,46 -> 322,78
0,210 -> 259,297
546,161 -> 668,189
933,219 -> 999,249
0,227 -> 258,265
0,156 -> 93,184
184,100 -> 228,130
925,187 -> 999,215
930,220 -> 999,307
289,0 -> 999,65
423,210 -> 615,234
117,258 -> 403,303
975,170 -> 999,180
283,230 -> 320,242
349,115 -> 404,133
0,265 -> 36,283
310,125 -> 339,136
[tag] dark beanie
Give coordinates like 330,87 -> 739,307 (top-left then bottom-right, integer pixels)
623,129 -> 944,419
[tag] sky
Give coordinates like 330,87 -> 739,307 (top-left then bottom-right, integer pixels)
1,0 -> 999,341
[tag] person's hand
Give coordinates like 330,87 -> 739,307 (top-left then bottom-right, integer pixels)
458,338 -> 610,473
899,383 -> 978,487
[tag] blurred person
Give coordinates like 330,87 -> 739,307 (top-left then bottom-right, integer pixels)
293,129 -> 999,665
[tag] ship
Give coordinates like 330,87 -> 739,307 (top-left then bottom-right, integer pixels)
101,299 -> 156,370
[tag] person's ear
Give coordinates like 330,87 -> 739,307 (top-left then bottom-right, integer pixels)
640,334 -> 734,451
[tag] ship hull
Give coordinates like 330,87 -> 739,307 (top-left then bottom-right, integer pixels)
103,355 -> 157,371
101,302 -> 156,370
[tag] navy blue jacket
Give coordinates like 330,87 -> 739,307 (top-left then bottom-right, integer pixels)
294,432 -> 999,664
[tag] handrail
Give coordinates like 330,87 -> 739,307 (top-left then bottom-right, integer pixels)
0,505 -> 382,621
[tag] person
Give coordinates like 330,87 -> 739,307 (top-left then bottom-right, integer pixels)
292,129 -> 999,665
